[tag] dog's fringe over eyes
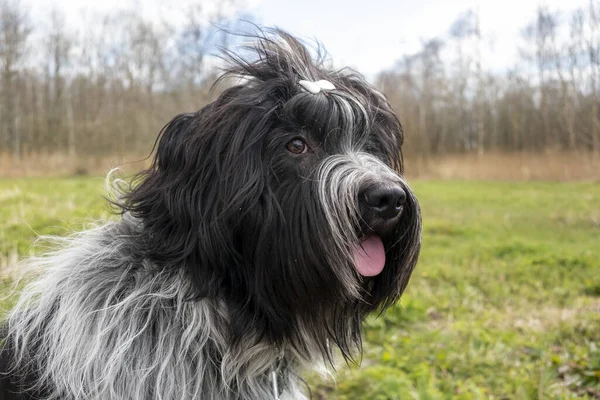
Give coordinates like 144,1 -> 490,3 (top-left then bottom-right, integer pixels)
1,28 -> 422,400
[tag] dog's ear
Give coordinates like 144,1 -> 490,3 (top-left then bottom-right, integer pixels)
121,112 -> 211,287
153,112 -> 199,173
123,110 -> 203,227
121,92 -> 274,299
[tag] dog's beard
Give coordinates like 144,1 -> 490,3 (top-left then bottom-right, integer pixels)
228,151 -> 421,365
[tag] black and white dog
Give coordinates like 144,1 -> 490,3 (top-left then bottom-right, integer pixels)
0,30 -> 421,400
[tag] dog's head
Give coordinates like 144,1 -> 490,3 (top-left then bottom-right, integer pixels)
122,29 -> 421,362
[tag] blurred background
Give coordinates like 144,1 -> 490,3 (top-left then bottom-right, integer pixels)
1,0 -> 599,179
0,0 -> 599,399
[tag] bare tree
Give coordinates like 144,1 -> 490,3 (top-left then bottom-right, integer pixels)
474,6 -> 486,157
45,8 -> 72,154
2,3 -> 600,170
0,0 -> 31,160
588,0 -> 600,154
449,10 -> 476,153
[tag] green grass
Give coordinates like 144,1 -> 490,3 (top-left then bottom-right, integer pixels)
1,178 -> 599,399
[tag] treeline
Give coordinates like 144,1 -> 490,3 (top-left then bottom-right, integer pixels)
0,0 -> 242,160
0,1 -> 599,161
378,4 -> 600,156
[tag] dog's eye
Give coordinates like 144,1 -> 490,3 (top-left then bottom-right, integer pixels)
286,139 -> 308,154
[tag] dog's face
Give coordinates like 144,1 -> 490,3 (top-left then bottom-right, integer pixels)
123,30 -> 421,362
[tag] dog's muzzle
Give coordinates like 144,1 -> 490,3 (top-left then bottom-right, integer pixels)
351,180 -> 406,277
316,153 -> 409,278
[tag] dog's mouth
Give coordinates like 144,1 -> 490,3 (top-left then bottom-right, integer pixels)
352,206 -> 404,277
352,235 -> 386,276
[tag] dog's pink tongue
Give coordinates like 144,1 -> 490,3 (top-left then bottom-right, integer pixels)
352,236 -> 386,276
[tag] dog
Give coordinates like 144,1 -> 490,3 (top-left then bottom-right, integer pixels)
0,29 -> 421,400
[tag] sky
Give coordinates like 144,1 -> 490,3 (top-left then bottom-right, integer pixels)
251,0 -> 587,77
28,0 -> 588,80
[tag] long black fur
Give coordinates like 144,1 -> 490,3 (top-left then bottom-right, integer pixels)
0,29 -> 421,400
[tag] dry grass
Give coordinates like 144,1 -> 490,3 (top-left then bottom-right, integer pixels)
1,151 -> 600,181
0,152 -> 150,178
406,151 -> 600,181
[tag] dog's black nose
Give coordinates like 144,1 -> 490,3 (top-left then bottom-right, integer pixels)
363,184 -> 406,219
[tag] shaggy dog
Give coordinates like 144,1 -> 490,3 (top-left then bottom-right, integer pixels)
0,30 -> 421,400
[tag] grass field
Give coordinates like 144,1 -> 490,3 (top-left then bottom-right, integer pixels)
1,178 -> 599,399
